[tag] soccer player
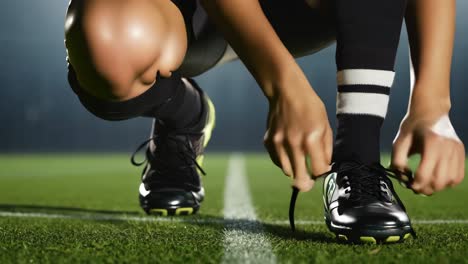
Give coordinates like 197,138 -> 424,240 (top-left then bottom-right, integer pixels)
65,0 -> 464,242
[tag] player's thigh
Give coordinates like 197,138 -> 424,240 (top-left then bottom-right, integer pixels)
176,1 -> 228,77
65,0 -> 187,100
262,0 -> 336,58
180,0 -> 336,77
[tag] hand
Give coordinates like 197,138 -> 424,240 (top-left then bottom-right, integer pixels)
264,90 -> 333,192
391,111 -> 465,195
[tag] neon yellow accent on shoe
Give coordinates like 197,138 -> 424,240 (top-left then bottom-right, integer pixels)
203,96 -> 216,148
338,234 -> 348,241
403,233 -> 411,240
175,207 -> 194,216
196,155 -> 205,168
150,209 -> 168,216
360,236 -> 377,244
385,236 -> 401,243
195,95 -> 215,175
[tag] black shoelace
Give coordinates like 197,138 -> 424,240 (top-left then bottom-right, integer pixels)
130,135 -> 206,184
289,162 -> 416,238
341,163 -> 400,204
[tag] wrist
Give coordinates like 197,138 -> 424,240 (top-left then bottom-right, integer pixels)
262,64 -> 319,103
408,81 -> 451,116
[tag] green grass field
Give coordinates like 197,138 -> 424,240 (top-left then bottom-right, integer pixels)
0,153 -> 466,263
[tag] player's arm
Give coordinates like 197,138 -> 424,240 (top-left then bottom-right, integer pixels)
201,0 -> 332,191
392,0 -> 465,195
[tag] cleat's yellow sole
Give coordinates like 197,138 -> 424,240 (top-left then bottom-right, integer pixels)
149,209 -> 168,216
337,234 -> 348,241
385,236 -> 401,243
175,207 -> 194,216
335,232 -> 412,244
148,207 -> 196,216
360,236 -> 377,244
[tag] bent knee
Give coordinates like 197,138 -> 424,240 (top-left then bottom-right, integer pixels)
65,0 -> 187,100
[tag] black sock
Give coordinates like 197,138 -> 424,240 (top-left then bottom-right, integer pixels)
334,115 -> 384,164
332,0 -> 407,164
144,77 -> 203,131
69,67 -> 204,131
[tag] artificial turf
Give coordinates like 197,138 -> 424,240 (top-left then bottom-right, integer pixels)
0,153 -> 466,263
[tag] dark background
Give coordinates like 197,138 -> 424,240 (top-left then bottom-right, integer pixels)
0,1 -> 467,153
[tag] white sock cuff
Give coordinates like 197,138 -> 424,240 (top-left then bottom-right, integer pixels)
337,69 -> 395,87
337,93 -> 389,118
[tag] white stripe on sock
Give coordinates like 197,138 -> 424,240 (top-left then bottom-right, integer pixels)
337,69 -> 395,87
337,92 -> 389,118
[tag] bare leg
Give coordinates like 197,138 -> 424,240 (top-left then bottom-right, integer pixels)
65,0 -> 188,101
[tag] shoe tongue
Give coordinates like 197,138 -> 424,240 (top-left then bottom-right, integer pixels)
335,160 -> 384,176
338,161 -> 361,171
351,166 -> 381,183
334,160 -> 365,174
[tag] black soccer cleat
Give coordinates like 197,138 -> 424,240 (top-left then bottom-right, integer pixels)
289,160 -> 417,244
131,79 -> 215,216
322,161 -> 416,243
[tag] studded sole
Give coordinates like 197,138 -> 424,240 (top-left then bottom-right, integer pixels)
146,207 -> 199,216
336,232 -> 412,244
326,219 -> 414,244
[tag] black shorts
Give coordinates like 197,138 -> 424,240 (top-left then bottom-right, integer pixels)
173,0 -> 336,77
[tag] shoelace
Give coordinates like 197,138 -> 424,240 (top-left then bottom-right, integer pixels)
288,163 -> 417,238
130,135 -> 206,180
341,164 -> 402,204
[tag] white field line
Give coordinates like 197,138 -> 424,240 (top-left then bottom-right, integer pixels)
222,154 -> 276,264
0,211 -> 467,225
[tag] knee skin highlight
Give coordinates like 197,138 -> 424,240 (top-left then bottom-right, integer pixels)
65,0 -> 187,101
